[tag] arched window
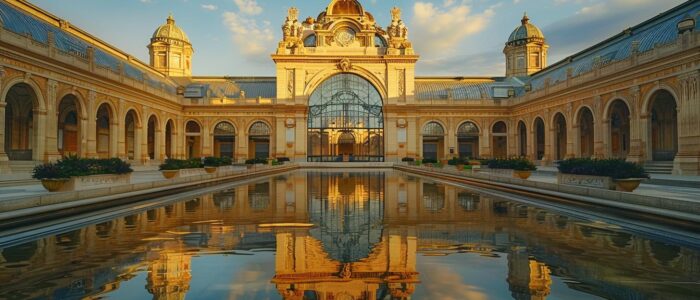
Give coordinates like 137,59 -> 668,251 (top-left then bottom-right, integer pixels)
308,73 -> 384,162
422,122 -> 445,161
374,34 -> 387,47
422,122 -> 445,136
249,122 -> 270,159
304,34 -> 317,47
492,121 -> 507,158
214,121 -> 236,158
458,122 -> 479,159
185,121 -> 201,158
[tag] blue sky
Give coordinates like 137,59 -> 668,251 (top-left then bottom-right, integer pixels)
31,0 -> 685,76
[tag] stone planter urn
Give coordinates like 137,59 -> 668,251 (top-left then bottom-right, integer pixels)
204,166 -> 218,174
513,170 -> 532,180
41,179 -> 70,192
162,170 -> 178,179
614,178 -> 643,192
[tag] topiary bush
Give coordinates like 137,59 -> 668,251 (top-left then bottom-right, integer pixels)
557,158 -> 649,179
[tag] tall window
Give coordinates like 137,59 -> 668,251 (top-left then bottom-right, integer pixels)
307,73 -> 384,162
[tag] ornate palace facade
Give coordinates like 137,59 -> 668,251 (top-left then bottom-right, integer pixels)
1,0 -> 699,174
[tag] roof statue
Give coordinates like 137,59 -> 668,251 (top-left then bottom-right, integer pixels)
280,7 -> 304,52
387,6 -> 412,52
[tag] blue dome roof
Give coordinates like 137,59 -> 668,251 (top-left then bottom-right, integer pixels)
508,14 -> 544,43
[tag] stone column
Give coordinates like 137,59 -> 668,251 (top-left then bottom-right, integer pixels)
542,110 -> 552,165
45,80 -> 61,161
0,102 -> 8,173
565,103 -> 575,159
201,120 -> 212,157
0,67 -> 8,172
481,119 -> 491,158
627,86 -> 645,163
116,99 -> 126,159
674,70 -> 700,175
592,96 -> 605,159
135,122 -> 146,165
85,91 -> 97,158
34,107 -> 47,162
446,118 -> 456,159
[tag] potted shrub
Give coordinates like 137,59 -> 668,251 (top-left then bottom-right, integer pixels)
422,158 -> 437,167
512,158 -> 537,179
557,158 -> 649,191
448,157 -> 467,170
32,156 -> 133,192
32,162 -> 69,192
401,157 -> 415,165
158,158 -> 204,179
159,159 -> 184,179
485,158 -> 537,179
203,156 -> 223,174
277,157 -> 291,164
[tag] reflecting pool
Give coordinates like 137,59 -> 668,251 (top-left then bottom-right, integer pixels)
0,171 -> 698,299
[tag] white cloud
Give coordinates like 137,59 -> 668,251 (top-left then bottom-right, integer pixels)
410,1 -> 498,57
233,0 -> 263,16
201,4 -> 218,11
222,11 -> 274,61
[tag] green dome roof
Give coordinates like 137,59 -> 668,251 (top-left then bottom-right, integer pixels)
508,13 -> 544,44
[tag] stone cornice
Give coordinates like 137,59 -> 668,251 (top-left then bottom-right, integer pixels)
271,55 -> 419,64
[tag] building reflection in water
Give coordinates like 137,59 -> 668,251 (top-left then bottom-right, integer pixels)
0,171 -> 698,300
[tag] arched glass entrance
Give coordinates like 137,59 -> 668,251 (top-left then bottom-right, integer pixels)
307,74 -> 384,162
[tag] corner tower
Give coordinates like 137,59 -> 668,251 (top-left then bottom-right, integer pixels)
148,14 -> 193,77
504,13 -> 548,77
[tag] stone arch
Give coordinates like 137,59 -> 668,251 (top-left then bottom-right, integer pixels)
532,116 -> 546,161
456,120 -> 480,159
56,89 -> 88,119
607,99 -> 631,159
552,112 -> 567,160
95,101 -> 116,158
185,119 -> 203,159
57,93 -> 83,156
124,109 -> 141,160
641,84 -> 680,115
304,68 -> 388,101
421,121 -> 446,161
645,88 -> 678,162
164,118 -> 176,159
491,120 -> 508,158
248,120 -> 272,159
213,120 -> 237,158
0,76 -> 46,110
2,82 -> 41,161
576,106 -> 595,158
146,113 -> 160,160
517,119 -> 528,157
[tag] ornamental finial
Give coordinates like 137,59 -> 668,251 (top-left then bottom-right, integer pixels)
288,7 -> 299,21
391,6 -> 401,21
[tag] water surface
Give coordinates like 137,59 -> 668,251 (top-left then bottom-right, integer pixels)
0,170 -> 698,299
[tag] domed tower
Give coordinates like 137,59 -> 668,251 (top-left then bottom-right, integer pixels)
504,13 -> 548,77
148,14 -> 193,77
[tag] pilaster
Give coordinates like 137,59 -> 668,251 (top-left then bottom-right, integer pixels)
627,86 -> 645,163
45,79 -> 61,161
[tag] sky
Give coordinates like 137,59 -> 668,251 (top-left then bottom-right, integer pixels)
30,0 -> 686,77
